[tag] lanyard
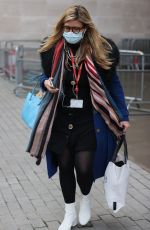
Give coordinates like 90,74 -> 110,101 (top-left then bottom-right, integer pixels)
70,49 -> 83,97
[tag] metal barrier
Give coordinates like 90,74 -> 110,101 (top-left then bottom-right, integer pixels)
14,45 -> 41,96
13,46 -> 150,113
4,46 -> 18,80
0,45 -> 4,73
0,40 -> 41,80
118,50 -> 150,115
118,38 -> 150,52
4,40 -> 41,49
118,38 -> 150,69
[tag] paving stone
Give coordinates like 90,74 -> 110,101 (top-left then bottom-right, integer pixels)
25,211 -> 40,220
35,228 -> 48,230
39,193 -> 55,202
0,76 -> 150,230
118,217 -> 136,227
144,213 -> 150,221
129,177 -> 146,190
91,220 -> 111,230
140,189 -> 150,199
126,196 -> 149,214
111,210 -> 126,218
96,207 -> 110,215
29,218 -> 46,228
126,226 -> 143,230
135,220 -> 150,229
91,211 -> 100,221
0,206 -> 11,216
46,200 -> 61,212
136,169 -> 149,176
0,215 -> 18,229
18,224 -> 34,230
0,223 -> 18,230
46,221 -> 60,230
129,162 -> 142,171
106,222 -> 126,230
31,198 -> 46,208
39,211 -> 61,222
39,212 -> 56,222
128,212 -> 145,221
144,174 -> 150,180
122,206 -> 136,216
101,214 -> 119,223
14,217 -> 30,226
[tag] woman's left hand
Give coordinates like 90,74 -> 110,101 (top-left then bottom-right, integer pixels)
120,121 -> 130,132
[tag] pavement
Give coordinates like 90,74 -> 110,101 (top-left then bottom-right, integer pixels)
127,115 -> 150,172
0,76 -> 150,230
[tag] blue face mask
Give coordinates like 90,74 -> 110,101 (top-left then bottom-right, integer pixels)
63,31 -> 84,44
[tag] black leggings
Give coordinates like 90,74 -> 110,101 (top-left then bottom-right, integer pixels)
54,145 -> 95,203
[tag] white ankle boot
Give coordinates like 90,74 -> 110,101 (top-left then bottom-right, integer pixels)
58,203 -> 78,230
79,194 -> 91,226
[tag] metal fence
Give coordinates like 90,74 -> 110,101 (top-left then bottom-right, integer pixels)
118,38 -> 150,69
118,50 -> 150,115
0,40 -> 41,80
0,40 -> 42,96
14,45 -> 41,96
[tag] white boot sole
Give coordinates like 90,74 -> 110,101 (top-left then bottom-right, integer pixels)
72,217 -> 78,227
77,221 -> 93,228
59,217 -> 78,230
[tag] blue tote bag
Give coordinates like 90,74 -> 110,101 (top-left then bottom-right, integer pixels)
21,81 -> 42,129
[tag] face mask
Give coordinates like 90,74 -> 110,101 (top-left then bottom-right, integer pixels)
63,31 -> 84,44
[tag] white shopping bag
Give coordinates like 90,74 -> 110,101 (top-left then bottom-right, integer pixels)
104,135 -> 130,213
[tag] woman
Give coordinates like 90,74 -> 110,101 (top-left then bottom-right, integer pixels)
27,5 -> 130,230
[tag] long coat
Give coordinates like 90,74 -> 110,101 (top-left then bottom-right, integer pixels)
40,68 -> 129,181
27,41 -> 129,181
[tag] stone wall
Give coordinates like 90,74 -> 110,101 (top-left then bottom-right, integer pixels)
0,0 -> 150,43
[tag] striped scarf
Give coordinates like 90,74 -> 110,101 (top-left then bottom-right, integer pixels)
85,56 -> 123,137
27,39 -> 123,165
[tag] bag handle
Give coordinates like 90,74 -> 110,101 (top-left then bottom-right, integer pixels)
111,134 -> 128,164
29,74 -> 44,102
30,75 -> 40,96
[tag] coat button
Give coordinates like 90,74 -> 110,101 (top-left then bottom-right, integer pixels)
68,124 -> 73,129
96,128 -> 100,133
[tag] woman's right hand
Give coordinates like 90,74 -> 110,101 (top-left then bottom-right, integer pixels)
44,79 -> 59,93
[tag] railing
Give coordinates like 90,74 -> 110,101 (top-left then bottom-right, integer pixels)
118,38 -> 150,69
118,50 -> 150,115
14,45 -> 41,96
0,40 -> 42,96
0,40 -> 41,80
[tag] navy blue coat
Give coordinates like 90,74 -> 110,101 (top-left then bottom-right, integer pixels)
40,69 -> 129,180
39,40 -> 129,180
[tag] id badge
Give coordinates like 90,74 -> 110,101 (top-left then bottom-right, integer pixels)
70,99 -> 83,108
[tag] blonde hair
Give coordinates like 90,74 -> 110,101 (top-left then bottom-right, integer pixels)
39,5 -> 112,69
